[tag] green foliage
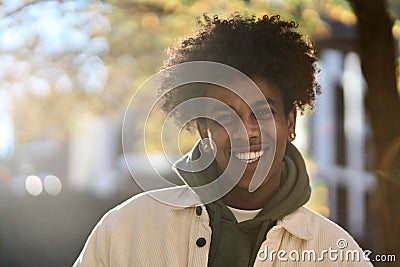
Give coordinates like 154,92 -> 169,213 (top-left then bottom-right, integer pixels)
0,0 -> 361,146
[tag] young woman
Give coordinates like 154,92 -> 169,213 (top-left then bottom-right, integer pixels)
74,14 -> 373,267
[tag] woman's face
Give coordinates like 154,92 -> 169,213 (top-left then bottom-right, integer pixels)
198,76 -> 296,191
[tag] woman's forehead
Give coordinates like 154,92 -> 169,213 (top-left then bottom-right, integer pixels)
204,76 -> 283,108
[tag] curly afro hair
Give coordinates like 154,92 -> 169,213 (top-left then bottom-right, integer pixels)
159,13 -> 320,128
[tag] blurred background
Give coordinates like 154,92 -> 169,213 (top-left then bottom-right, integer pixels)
0,0 -> 399,266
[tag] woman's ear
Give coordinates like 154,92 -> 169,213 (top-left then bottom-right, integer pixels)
196,118 -> 208,139
287,108 -> 297,142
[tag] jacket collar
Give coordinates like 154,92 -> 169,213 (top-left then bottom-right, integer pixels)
277,206 -> 313,240
148,186 -> 313,240
146,185 -> 202,208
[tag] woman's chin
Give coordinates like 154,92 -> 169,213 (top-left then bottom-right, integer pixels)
235,176 -> 256,191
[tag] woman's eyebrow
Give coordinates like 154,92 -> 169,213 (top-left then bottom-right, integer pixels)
210,104 -> 235,113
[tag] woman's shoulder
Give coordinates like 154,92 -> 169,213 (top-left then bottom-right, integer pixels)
99,185 -> 201,225
279,206 -> 355,238
278,206 -> 368,253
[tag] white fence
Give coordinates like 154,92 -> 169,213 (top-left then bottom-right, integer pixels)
313,49 -> 375,238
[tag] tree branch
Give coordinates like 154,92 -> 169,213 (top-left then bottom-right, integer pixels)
1,0 -> 68,18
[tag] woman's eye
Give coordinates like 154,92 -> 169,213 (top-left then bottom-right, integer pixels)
256,109 -> 274,117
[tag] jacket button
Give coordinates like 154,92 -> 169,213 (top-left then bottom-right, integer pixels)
196,237 -> 206,247
196,206 -> 202,216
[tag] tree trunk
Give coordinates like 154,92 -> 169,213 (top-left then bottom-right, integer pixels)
350,0 -> 400,266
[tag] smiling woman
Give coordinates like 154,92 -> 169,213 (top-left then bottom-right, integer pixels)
74,13 -> 373,267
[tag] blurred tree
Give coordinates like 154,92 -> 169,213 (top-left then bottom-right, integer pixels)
0,0 -> 328,148
0,0 -> 111,142
348,0 -> 400,265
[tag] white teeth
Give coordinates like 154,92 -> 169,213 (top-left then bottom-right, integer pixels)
250,152 -> 255,160
233,150 -> 265,162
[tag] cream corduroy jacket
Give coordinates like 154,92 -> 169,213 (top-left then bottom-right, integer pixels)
73,186 -> 373,267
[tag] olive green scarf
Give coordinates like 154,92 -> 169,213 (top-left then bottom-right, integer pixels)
174,142 -> 311,266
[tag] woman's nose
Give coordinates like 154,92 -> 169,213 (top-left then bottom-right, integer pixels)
233,114 -> 261,140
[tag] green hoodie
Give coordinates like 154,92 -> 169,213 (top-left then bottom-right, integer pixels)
173,142 -> 311,267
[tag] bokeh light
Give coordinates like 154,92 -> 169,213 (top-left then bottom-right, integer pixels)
25,175 -> 43,196
44,175 -> 63,196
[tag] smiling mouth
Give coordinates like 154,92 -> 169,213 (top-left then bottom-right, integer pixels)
232,149 -> 266,164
